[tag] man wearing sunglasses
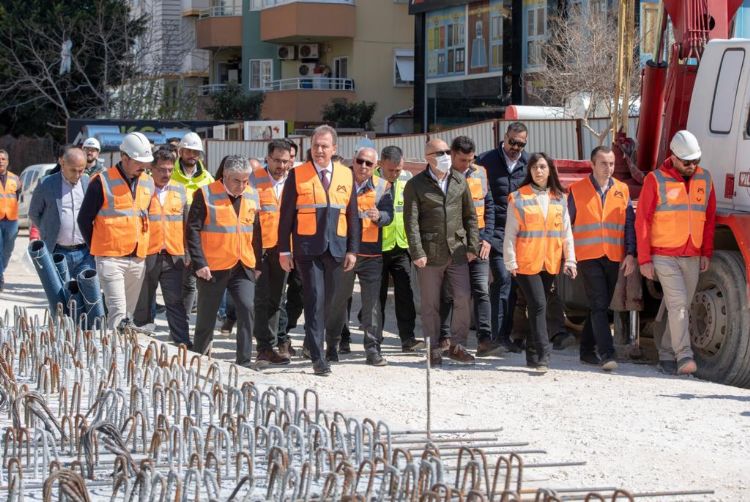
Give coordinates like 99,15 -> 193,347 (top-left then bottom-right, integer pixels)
326,147 -> 394,366
636,130 -> 716,376
476,121 -> 529,353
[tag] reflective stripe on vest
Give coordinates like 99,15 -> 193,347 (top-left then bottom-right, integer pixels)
570,177 -> 627,262
380,169 -> 411,251
147,181 -> 186,256
357,176 -> 387,243
90,167 -> 153,258
294,162 -> 352,238
510,185 -> 565,275
250,167 -> 282,248
466,165 -> 488,229
0,173 -> 19,220
199,180 -> 259,270
650,167 -> 711,249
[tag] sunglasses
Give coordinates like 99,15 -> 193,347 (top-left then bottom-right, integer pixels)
355,158 -> 375,167
678,157 -> 700,166
507,139 -> 527,148
427,150 -> 451,157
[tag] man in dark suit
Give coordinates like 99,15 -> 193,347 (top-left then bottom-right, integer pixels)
477,121 -> 529,352
29,146 -> 94,278
278,125 -> 359,376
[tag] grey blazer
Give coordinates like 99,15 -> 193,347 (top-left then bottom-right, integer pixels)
29,172 -> 90,252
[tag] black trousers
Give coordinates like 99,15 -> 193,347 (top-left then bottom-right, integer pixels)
440,257 -> 492,341
278,268 -> 304,336
133,253 -> 190,345
193,264 -> 256,365
327,256 -> 383,354
254,247 -> 288,351
296,251 -> 344,364
515,272 -> 554,365
579,257 -> 619,358
379,246 -> 416,342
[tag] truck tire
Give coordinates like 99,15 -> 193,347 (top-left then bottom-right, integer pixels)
690,250 -> 750,387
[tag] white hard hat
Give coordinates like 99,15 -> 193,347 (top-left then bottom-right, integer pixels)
670,130 -> 702,161
179,132 -> 204,153
82,137 -> 101,150
120,132 -> 154,163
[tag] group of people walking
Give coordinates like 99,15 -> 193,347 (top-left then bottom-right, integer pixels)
7,121 -> 714,378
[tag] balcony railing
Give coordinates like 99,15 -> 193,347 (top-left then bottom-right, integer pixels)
199,83 -> 229,95
199,4 -> 242,18
259,0 -> 354,8
264,77 -> 354,91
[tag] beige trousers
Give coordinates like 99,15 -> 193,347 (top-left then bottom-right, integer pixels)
653,255 -> 700,361
96,256 -> 146,330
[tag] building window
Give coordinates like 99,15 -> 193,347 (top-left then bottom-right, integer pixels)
249,0 -> 262,11
526,5 -> 546,69
249,59 -> 272,90
394,49 -> 414,87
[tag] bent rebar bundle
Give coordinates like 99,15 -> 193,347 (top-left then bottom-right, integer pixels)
0,306 -> 713,501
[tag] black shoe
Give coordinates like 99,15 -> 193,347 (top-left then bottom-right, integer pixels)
401,338 -> 425,352
155,303 -> 166,314
339,339 -> 351,354
580,352 -> 601,366
499,337 -> 522,354
326,348 -> 339,362
552,332 -> 577,350
658,360 -> 677,375
313,360 -> 331,376
220,318 -> 235,335
366,352 -> 387,366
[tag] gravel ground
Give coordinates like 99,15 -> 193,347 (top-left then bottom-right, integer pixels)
5,233 -> 750,501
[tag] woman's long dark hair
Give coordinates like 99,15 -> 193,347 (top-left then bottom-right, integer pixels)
520,152 -> 566,198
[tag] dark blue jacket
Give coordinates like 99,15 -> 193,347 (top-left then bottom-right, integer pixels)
477,145 -> 528,253
29,172 -> 90,252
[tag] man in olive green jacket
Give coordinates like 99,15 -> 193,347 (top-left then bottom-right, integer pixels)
403,138 -> 479,366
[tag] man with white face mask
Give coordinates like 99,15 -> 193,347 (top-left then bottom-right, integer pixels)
403,139 -> 479,367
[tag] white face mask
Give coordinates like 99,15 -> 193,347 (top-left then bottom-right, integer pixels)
434,155 -> 452,173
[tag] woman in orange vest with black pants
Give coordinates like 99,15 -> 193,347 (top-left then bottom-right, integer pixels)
504,153 -> 576,372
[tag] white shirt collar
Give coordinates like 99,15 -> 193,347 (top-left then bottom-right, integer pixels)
313,161 -> 333,174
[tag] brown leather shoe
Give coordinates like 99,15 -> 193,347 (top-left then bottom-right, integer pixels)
448,344 -> 476,364
256,348 -> 291,368
429,349 -> 443,367
438,337 -> 451,351
277,340 -> 296,359
476,338 -> 502,357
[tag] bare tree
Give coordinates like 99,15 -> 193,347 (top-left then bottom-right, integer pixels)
528,7 -> 640,145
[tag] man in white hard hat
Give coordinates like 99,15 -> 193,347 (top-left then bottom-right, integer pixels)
82,137 -> 105,177
170,131 -> 215,317
636,130 -> 716,376
78,132 -> 155,330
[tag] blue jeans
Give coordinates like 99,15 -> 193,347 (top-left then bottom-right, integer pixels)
0,219 -> 18,280
489,249 -> 516,341
53,244 -> 95,280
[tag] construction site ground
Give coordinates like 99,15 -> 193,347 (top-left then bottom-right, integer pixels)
4,232 -> 749,501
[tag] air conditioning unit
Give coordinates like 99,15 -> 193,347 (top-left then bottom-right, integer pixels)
298,63 -> 317,76
277,45 -> 296,60
297,43 -> 320,60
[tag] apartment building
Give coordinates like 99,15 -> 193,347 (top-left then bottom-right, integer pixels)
196,0 -> 415,132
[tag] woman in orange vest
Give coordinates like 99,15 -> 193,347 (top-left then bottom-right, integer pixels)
503,153 -> 576,372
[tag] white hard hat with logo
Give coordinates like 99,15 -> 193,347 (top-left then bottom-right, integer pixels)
120,132 -> 154,163
670,130 -> 702,161
82,137 -> 101,151
179,132 -> 204,153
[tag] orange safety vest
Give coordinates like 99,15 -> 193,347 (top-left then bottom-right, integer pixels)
0,172 -> 19,220
249,167 -> 281,249
90,167 -> 153,258
147,181 -> 186,256
199,180 -> 259,271
357,176 -> 388,243
569,177 -> 628,262
294,162 -> 352,238
650,166 -> 711,248
465,164 -> 488,229
510,184 -> 565,275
